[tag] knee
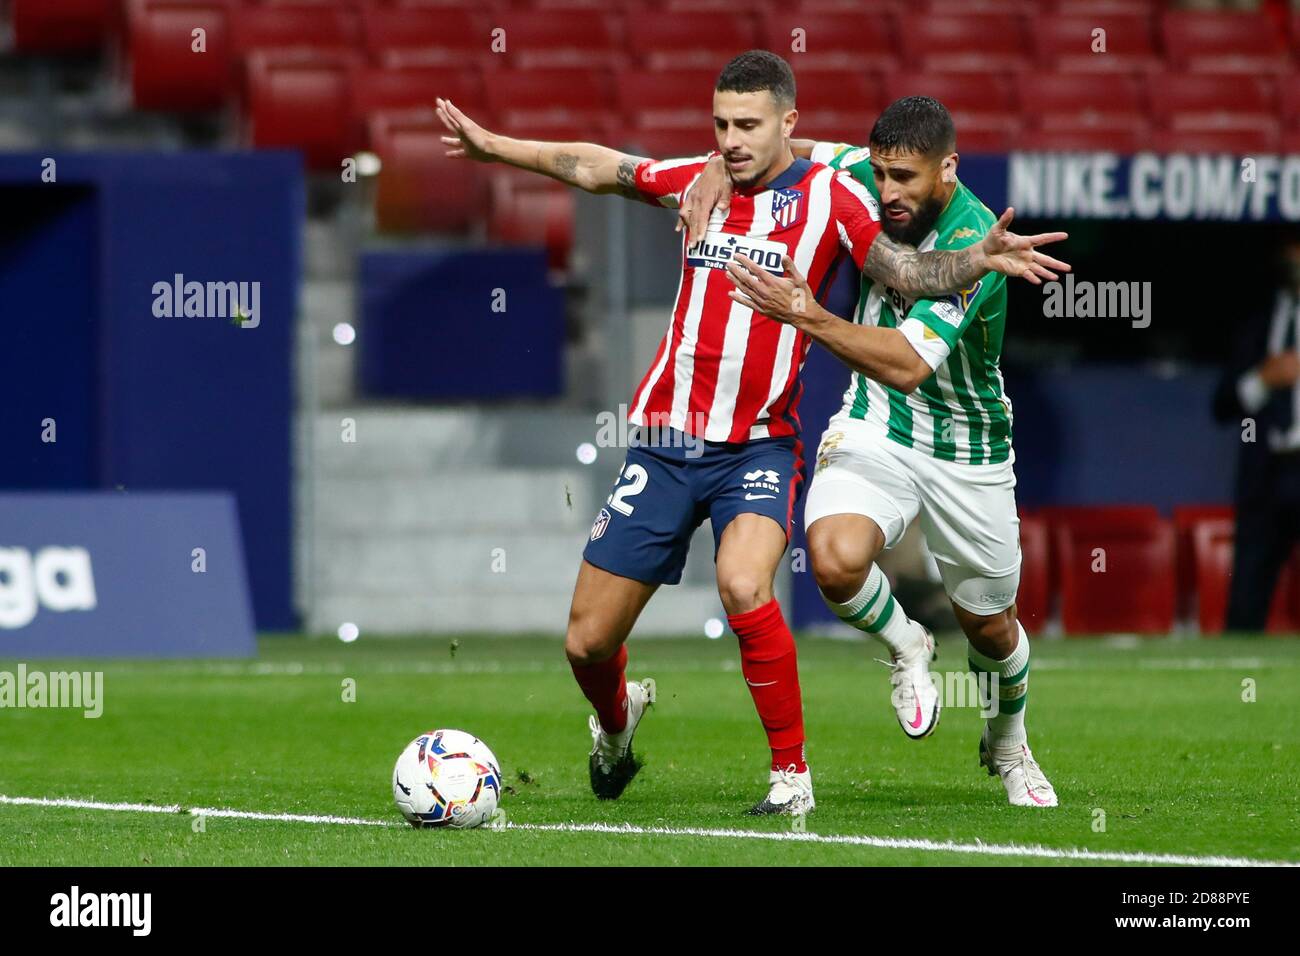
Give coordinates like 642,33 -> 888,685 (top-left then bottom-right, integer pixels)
960,607 -> 1018,656
718,572 -> 771,616
809,535 -> 869,603
564,608 -> 619,667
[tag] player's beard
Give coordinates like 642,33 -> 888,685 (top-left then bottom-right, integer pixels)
729,165 -> 768,192
882,193 -> 946,247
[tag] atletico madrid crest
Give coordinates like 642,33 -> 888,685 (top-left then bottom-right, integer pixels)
590,508 -> 612,542
771,187 -> 804,229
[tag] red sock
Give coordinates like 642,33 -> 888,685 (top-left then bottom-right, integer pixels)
728,599 -> 807,773
570,644 -> 629,733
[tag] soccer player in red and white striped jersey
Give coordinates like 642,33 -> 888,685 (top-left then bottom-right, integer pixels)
437,51 -> 1067,814
625,149 -> 885,446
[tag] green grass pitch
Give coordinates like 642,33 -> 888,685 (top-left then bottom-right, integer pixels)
1,634 -> 1297,866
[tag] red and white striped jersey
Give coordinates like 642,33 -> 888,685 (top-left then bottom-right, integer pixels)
627,155 -> 883,444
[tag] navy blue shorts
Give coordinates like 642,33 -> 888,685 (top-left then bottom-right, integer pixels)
583,427 -> 805,586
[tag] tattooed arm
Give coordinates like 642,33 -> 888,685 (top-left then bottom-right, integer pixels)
863,232 -> 990,297
436,97 -> 647,197
862,209 -> 1071,296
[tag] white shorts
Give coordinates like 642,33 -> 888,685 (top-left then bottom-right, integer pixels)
803,416 -> 1022,615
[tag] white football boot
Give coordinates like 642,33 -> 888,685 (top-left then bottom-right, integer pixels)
587,677 -> 656,800
979,726 -> 1058,807
747,764 -> 815,816
880,623 -> 941,739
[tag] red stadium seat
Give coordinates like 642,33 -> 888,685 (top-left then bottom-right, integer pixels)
529,0 -> 634,8
1030,13 -> 1160,74
794,70 -> 887,146
1047,506 -> 1176,635
899,15 -> 1031,73
369,108 -> 487,234
1172,505 -> 1234,625
882,73 -> 1019,153
488,11 -> 625,70
484,69 -> 617,140
1149,126 -> 1280,156
793,0 -> 902,14
1016,512 -> 1051,635
616,69 -> 717,132
350,65 -> 486,149
758,12 -> 899,74
1163,11 -> 1292,75
382,0 -> 504,7
1016,126 -> 1149,154
350,65 -> 485,117
1277,75 -> 1300,127
1147,73 -> 1279,154
1191,519 -> 1299,635
1019,73 -> 1144,119
1148,74 -> 1277,132
919,0 -> 1033,12
361,8 -> 486,69
884,73 -> 1015,117
616,128 -> 716,161
488,168 -> 575,271
1281,129 -> 1300,156
233,2 -> 359,55
1020,73 -> 1148,154
1041,0 -> 1158,12
12,0 -> 114,54
125,0 -> 239,111
243,50 -> 362,170
945,114 -> 1021,154
623,12 -> 758,71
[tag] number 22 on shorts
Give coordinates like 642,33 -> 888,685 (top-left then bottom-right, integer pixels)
607,463 -> 648,516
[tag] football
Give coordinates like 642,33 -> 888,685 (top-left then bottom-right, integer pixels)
392,729 -> 502,829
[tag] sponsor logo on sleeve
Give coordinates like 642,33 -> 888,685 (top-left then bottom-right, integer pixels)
840,146 -> 871,168
930,300 -> 965,328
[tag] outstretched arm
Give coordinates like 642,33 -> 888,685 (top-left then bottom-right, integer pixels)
862,208 -> 1070,297
436,98 -> 646,197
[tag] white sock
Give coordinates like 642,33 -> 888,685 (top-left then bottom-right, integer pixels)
969,622 -> 1030,748
822,564 -> 919,657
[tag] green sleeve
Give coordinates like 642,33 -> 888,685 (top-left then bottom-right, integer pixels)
904,228 -> 1003,348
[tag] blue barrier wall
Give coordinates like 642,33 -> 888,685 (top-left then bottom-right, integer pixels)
358,248 -> 564,400
0,492 -> 256,658
0,153 -> 301,631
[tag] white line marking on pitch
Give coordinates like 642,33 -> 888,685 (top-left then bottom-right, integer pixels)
2,794 -> 1295,867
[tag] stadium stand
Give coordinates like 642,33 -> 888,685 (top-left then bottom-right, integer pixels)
6,0 -> 1297,636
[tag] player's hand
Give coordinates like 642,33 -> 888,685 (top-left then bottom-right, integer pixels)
1260,351 -> 1300,389
436,97 -> 497,163
676,154 -> 730,246
978,208 -> 1070,285
726,254 -> 816,327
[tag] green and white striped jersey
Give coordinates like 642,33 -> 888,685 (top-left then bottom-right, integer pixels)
812,142 -> 1013,465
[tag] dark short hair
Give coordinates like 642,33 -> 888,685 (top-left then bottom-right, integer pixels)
715,50 -> 796,110
869,96 -> 956,158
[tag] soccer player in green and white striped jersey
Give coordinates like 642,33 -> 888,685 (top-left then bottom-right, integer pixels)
695,96 -> 1056,808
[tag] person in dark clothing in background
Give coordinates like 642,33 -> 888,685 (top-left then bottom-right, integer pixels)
1213,239 -> 1300,631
